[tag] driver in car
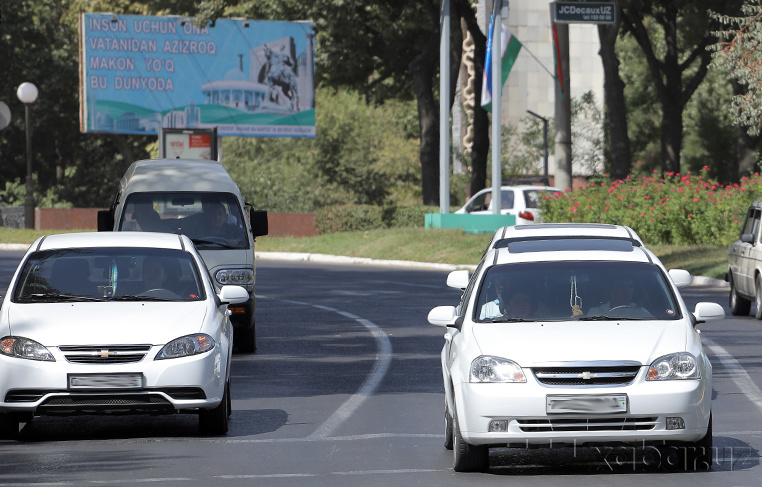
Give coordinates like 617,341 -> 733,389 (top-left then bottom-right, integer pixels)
198,202 -> 244,246
587,276 -> 644,316
142,257 -> 169,291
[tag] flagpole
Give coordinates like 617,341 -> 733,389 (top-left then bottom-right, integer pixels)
491,0 -> 506,215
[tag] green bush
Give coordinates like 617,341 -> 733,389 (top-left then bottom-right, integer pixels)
316,204 -> 439,234
541,167 -> 758,246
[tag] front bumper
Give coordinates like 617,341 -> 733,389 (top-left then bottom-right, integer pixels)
455,377 -> 710,446
0,345 -> 226,416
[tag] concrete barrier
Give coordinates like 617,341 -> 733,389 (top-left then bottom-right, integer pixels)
425,213 -> 516,234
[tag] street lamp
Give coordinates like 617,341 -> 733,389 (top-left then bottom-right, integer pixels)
526,110 -> 550,186
17,82 -> 38,229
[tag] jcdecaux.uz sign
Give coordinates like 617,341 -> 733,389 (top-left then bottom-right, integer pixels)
79,13 -> 316,138
551,2 -> 616,24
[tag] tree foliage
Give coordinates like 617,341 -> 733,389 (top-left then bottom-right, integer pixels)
710,0 -> 762,136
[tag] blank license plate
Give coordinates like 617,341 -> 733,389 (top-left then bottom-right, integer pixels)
68,373 -> 143,389
546,394 -> 627,414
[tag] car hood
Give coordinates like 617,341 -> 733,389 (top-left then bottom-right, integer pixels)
6,302 -> 209,346
471,320 -> 689,366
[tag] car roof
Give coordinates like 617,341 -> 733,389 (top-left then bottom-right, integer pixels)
482,242 -> 656,268
32,232 -> 189,252
488,222 -> 643,247
122,158 -> 240,194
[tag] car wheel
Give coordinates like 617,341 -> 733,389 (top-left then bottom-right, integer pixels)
0,414 -> 20,440
444,400 -> 454,450
755,276 -> 762,320
660,413 -> 713,471
730,274 -> 752,316
452,408 -> 488,472
199,381 -> 230,436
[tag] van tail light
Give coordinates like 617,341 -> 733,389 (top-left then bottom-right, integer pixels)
518,211 -> 534,221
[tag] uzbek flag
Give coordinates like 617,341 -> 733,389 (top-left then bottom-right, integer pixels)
481,15 -> 522,113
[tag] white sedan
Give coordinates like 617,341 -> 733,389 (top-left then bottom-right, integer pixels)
0,232 -> 249,439
454,185 -> 560,224
428,236 -> 725,472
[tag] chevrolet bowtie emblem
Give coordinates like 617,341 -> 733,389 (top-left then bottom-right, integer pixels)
581,371 -> 595,380
97,350 -> 116,357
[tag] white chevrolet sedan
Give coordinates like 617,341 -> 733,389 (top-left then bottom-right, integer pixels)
429,236 -> 725,472
0,232 -> 249,439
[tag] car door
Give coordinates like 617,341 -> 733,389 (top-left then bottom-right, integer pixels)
734,207 -> 761,294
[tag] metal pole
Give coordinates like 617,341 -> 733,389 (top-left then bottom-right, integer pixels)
439,0 -> 451,213
24,104 -> 35,229
491,0 -> 503,215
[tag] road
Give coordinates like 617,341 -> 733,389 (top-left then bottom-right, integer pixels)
0,252 -> 760,486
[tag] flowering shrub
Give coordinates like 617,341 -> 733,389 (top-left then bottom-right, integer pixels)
540,167 -> 761,246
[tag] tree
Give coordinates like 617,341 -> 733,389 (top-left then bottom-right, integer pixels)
620,0 -> 743,174
597,0 -> 632,180
710,1 -> 762,140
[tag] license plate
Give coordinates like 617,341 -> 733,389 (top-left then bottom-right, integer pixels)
546,394 -> 627,414
68,373 -> 143,389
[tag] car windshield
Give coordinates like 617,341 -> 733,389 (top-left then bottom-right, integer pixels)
13,248 -> 206,303
474,261 -> 681,322
118,192 -> 248,249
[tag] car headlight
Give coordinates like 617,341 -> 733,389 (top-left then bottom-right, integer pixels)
647,352 -> 700,380
0,336 -> 55,362
470,356 -> 526,383
155,334 -> 215,360
215,268 -> 253,286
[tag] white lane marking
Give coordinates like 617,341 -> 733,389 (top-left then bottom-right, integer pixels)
261,297 -> 392,439
704,337 -> 762,416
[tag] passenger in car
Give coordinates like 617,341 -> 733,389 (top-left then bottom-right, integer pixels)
588,276 -> 637,315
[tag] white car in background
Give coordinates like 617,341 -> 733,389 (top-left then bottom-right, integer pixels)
454,185 -> 561,224
429,235 -> 724,472
0,232 -> 249,439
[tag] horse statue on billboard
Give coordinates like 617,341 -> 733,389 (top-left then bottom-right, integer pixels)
263,44 -> 300,112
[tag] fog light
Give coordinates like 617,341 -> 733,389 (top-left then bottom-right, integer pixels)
666,417 -> 685,430
228,306 -> 245,315
489,420 -> 511,432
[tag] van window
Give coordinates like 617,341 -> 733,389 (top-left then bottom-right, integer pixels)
119,192 -> 248,249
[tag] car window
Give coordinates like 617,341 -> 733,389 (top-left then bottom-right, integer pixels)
474,261 -> 680,322
119,192 -> 248,249
752,209 -> 762,243
468,192 -> 490,212
524,189 -> 552,209
500,190 -> 515,210
741,208 -> 757,237
13,248 -> 206,303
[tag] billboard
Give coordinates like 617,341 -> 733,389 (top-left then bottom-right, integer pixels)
160,128 -> 218,160
79,13 -> 316,138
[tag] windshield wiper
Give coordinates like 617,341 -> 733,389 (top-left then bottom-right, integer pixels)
108,295 -> 171,302
23,293 -> 105,302
482,317 -> 535,323
576,315 -> 640,321
191,238 -> 237,249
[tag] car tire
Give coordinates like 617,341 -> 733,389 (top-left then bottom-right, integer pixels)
199,380 -> 230,436
755,275 -> 762,320
0,413 -> 20,440
730,274 -> 752,316
452,408 -> 488,472
444,400 -> 454,450
659,413 -> 713,471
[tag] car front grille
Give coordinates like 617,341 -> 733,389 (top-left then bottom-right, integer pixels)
517,417 -> 658,432
5,388 -> 206,404
37,393 -> 175,414
532,364 -> 641,387
59,345 -> 152,364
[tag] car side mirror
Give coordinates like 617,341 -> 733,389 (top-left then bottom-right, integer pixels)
428,305 -> 458,328
693,302 -> 725,324
97,210 -> 114,232
741,233 -> 754,244
446,270 -> 470,290
218,285 -> 249,305
668,269 -> 692,288
250,209 -> 268,238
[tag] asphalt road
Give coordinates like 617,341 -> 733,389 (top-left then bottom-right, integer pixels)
0,252 -> 760,486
